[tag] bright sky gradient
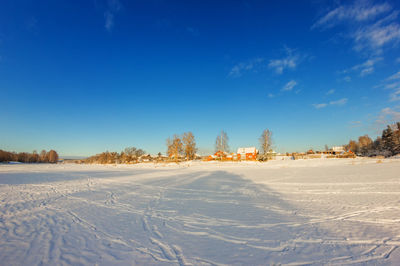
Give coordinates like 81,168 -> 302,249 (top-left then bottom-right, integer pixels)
2,0 -> 400,157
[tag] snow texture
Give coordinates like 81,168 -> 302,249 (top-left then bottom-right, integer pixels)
1,158 -> 400,265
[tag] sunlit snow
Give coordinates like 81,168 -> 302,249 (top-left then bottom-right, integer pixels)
1,158 -> 400,265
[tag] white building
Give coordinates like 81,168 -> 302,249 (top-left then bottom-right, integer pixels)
237,147 -> 258,160
332,146 -> 344,152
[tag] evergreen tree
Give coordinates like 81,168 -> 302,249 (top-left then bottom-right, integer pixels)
382,126 -> 395,156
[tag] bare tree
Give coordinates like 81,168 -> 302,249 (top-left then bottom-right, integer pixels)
259,129 -> 273,156
358,135 -> 373,155
345,140 -> 359,153
215,130 -> 229,153
40,150 -> 47,162
18,152 -> 29,163
123,147 -> 145,162
124,147 -> 137,156
120,151 -> 128,163
166,137 -> 172,158
182,132 -> 197,160
167,134 -> 183,161
30,150 -> 39,163
47,150 -> 59,163
135,149 -> 145,158
395,122 -> 400,155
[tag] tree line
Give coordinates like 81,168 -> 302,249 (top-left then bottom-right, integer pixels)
0,149 -> 59,163
84,147 -> 147,164
345,122 -> 400,157
3,123 -> 398,165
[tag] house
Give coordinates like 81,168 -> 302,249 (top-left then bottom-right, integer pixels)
139,154 -> 153,162
307,149 -> 315,154
206,147 -> 259,161
208,150 -> 228,160
237,147 -> 258,160
332,146 -> 344,153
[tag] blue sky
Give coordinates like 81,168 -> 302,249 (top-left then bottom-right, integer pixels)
1,0 -> 400,156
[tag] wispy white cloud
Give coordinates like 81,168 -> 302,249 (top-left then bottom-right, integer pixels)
229,58 -> 264,77
390,89 -> 400,101
343,76 -> 352,82
376,106 -> 400,125
326,89 -> 335,95
312,1 -> 391,29
349,121 -> 362,128
313,1 -> 400,55
108,0 -> 121,12
268,56 -> 298,74
355,57 -> 381,76
104,0 -> 121,32
268,47 -> 302,74
341,57 -> 382,77
281,80 -> 297,91
330,98 -> 348,106
387,70 -> 400,81
267,93 -> 275,98
231,47 -> 306,77
353,12 -> 400,53
313,98 -> 348,109
313,103 -> 328,109
186,27 -> 200,36
26,17 -> 38,32
383,82 -> 400,90
104,12 -> 114,31
379,70 -> 400,101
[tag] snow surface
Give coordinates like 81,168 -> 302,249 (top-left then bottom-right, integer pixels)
1,158 -> 400,265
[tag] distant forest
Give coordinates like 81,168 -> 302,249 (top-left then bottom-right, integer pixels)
84,147 -> 147,164
345,122 -> 400,157
0,150 -> 59,163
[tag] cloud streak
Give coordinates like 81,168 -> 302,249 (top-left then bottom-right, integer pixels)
268,47 -> 302,74
313,103 -> 328,109
326,89 -> 335,95
330,98 -> 348,106
229,58 -> 264,77
104,0 -> 121,32
104,12 -> 114,31
229,46 -> 306,77
376,107 -> 400,125
342,57 -> 382,77
313,1 -> 400,55
387,70 -> 400,81
380,70 -> 400,101
281,80 -> 297,91
313,98 -> 348,109
312,1 -> 391,29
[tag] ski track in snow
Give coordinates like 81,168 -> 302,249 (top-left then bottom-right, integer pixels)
0,158 -> 400,265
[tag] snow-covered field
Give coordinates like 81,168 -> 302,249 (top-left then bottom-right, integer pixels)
1,158 -> 400,265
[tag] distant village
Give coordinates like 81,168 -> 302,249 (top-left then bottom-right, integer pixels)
2,122 -> 399,164
70,145 -> 356,165
61,145 -> 357,164
70,122 -> 399,164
